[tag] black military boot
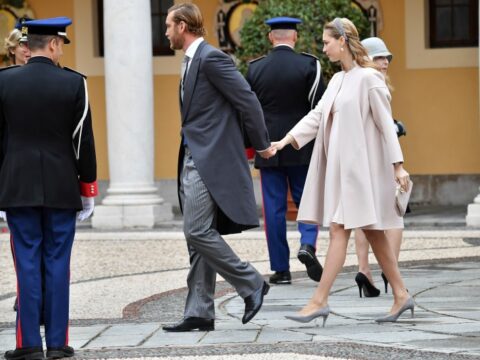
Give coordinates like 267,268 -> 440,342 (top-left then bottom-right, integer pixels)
269,270 -> 291,284
297,244 -> 323,282
5,347 -> 44,360
45,346 -> 74,359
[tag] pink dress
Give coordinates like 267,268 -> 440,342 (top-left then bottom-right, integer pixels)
323,93 -> 343,226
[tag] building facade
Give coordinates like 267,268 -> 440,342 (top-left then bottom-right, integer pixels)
1,0 -> 479,226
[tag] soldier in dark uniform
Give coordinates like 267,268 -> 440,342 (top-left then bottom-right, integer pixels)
246,17 -> 326,285
0,17 -> 97,360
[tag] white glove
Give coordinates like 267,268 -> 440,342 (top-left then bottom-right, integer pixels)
77,196 -> 95,221
0,211 -> 6,222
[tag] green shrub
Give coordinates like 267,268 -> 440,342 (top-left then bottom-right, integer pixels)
237,0 -> 370,80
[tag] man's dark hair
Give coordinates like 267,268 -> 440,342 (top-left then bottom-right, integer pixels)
27,34 -> 56,51
168,3 -> 206,37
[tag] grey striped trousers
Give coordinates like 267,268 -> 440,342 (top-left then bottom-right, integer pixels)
179,147 -> 264,319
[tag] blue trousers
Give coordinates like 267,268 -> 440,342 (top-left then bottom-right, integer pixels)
7,207 -> 76,349
260,166 -> 318,272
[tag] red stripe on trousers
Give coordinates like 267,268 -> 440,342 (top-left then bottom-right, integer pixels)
259,172 -> 269,244
65,264 -> 72,345
10,234 -> 22,348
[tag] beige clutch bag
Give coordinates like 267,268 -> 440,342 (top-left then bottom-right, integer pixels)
395,179 -> 413,216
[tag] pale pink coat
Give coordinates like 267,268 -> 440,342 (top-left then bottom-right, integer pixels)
289,65 -> 404,230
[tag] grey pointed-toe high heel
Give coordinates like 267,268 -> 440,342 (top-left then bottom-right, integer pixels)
375,297 -> 415,323
285,305 -> 330,327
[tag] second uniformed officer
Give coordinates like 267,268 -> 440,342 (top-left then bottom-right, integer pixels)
246,17 -> 326,285
0,17 -> 97,360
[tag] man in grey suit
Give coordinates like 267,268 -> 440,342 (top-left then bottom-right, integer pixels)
162,3 -> 276,332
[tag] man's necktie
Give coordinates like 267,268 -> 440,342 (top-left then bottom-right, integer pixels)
181,55 -> 190,102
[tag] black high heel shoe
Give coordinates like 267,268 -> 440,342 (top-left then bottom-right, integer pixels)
355,272 -> 380,298
381,272 -> 389,293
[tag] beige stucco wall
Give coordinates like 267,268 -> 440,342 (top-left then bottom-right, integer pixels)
25,0 -> 480,180
380,0 -> 479,175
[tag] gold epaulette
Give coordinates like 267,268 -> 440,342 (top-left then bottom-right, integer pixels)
248,55 -> 266,64
63,66 -> 87,79
301,52 -> 319,61
0,65 -> 20,72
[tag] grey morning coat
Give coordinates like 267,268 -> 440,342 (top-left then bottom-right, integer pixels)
177,41 -> 270,235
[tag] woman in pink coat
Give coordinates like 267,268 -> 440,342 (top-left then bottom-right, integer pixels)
272,17 -> 413,325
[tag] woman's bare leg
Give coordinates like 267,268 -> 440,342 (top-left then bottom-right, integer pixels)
298,223 -> 351,315
363,229 -> 409,314
385,228 -> 402,261
354,229 -> 375,284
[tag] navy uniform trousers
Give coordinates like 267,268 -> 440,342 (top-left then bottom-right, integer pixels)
260,165 -> 318,272
7,207 -> 76,349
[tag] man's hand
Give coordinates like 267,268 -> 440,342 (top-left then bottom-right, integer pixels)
77,196 -> 95,221
258,146 -> 277,159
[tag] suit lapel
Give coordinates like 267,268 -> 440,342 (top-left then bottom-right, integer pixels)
181,41 -> 206,123
178,83 -> 182,109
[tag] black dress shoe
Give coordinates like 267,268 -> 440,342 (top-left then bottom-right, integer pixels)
269,271 -> 291,285
242,281 -> 269,324
4,347 -> 44,360
297,244 -> 323,282
45,346 -> 74,359
162,317 -> 214,332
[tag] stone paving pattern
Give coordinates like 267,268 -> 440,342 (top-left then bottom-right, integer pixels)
0,211 -> 480,359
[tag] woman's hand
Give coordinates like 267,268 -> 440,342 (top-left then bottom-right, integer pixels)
272,134 -> 294,151
394,163 -> 410,192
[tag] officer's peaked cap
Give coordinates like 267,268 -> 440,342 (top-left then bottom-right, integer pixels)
265,17 -> 302,30
15,17 -> 34,43
22,16 -> 72,44
361,37 -> 393,62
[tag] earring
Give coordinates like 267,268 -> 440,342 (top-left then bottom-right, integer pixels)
341,47 -> 344,52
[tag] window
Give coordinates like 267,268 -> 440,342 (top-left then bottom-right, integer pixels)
97,0 -> 174,56
429,0 -> 478,48
151,0 -> 174,55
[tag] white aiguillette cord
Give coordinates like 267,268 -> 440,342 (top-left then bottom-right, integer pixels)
308,60 -> 321,109
72,78 -> 89,160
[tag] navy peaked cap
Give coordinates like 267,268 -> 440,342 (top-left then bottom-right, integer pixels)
15,17 -> 33,42
15,17 -> 34,30
23,16 -> 72,44
265,17 -> 302,30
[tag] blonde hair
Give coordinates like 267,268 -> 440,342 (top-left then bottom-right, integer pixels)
4,29 -> 22,63
383,73 -> 394,92
324,18 -> 378,71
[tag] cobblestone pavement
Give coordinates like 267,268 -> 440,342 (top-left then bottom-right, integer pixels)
0,221 -> 480,359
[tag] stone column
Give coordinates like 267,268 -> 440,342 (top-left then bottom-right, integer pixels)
466,10 -> 480,227
467,189 -> 480,227
92,0 -> 173,228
